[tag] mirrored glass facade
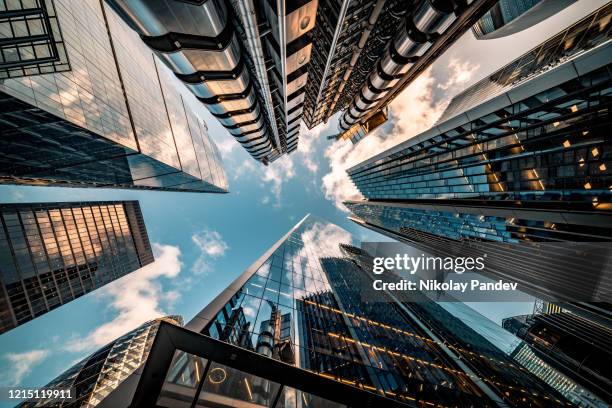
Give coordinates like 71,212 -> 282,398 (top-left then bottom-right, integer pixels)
187,215 -> 570,407
0,0 -> 71,78
0,200 -> 153,334
472,0 -> 576,40
345,5 -> 612,327
0,0 -> 227,193
17,316 -> 182,408
503,311 -> 612,404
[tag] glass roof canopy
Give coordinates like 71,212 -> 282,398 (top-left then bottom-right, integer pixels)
130,321 -> 410,408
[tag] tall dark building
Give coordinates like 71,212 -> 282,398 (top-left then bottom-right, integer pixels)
0,0 -> 227,193
345,4 -> 612,324
17,316 -> 183,408
92,214 -> 589,408
503,311 -> 612,404
472,0 -> 576,40
0,201 -> 153,334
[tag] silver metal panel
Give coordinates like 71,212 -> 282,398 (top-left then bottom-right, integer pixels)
286,43 -> 312,75
285,0 -> 318,43
506,62 -> 579,104
286,72 -> 308,96
186,70 -> 250,99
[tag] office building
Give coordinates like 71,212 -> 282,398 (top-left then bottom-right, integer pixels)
94,214 -> 577,407
504,312 -> 612,404
17,316 -> 183,408
0,0 -> 227,193
0,201 -> 153,334
472,0 -> 576,40
345,4 -> 612,323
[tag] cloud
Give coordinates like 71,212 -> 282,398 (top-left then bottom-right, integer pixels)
261,155 -> 296,207
300,221 -> 353,258
1,349 -> 49,386
437,58 -> 480,91
191,228 -> 229,275
322,60 -> 479,211
67,243 -> 182,352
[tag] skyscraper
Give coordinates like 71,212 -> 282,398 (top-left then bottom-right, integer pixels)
331,0 -> 499,143
503,311 -> 612,404
97,214 -> 579,408
345,4 -> 612,324
0,0 -> 227,193
105,1 -> 498,156
472,0 -> 576,40
0,201 -> 153,334
17,316 -> 183,408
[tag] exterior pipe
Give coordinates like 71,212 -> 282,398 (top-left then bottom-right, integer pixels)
339,0 -> 455,132
105,0 -> 275,162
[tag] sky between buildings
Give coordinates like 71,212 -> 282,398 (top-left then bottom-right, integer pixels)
0,0 -> 606,398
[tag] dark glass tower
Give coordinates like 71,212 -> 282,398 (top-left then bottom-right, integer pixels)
345,4 -> 612,324
472,0 -> 576,40
0,201 -> 153,334
0,0 -> 227,192
171,215 -> 571,407
503,311 -> 612,404
17,316 -> 183,408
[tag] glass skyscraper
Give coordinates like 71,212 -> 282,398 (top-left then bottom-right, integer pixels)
472,0 -> 576,40
503,311 -> 612,404
0,0 -> 227,193
0,201 -> 153,334
345,4 -> 612,325
17,315 -> 183,408
138,214 -> 569,408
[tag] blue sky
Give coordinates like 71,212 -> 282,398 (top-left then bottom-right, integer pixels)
0,0 -> 603,398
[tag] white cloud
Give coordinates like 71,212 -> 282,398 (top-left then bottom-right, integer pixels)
1,349 -> 49,386
191,229 -> 229,274
215,135 -> 239,159
437,58 -> 480,91
261,195 -> 270,205
261,155 -> 296,207
300,221 -> 353,258
322,60 -> 479,211
67,243 -> 182,352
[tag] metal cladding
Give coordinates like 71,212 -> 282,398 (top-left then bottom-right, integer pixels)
339,0 -> 456,132
258,0 -> 318,154
105,0 -> 306,164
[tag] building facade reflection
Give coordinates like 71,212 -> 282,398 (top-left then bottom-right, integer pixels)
185,215 -> 572,407
0,0 -> 227,193
0,201 -> 153,334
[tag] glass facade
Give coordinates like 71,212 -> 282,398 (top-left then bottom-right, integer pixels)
449,3 -> 611,123
503,312 -> 612,404
472,0 -> 575,40
0,201 -> 153,334
0,0 -> 227,193
187,215 -> 570,407
344,5 -> 612,325
0,0 -> 71,78
17,316 -> 182,408
349,63 -> 611,202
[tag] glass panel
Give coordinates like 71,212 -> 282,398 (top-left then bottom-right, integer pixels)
197,362 -> 281,407
156,349 -> 207,408
275,386 -> 346,408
